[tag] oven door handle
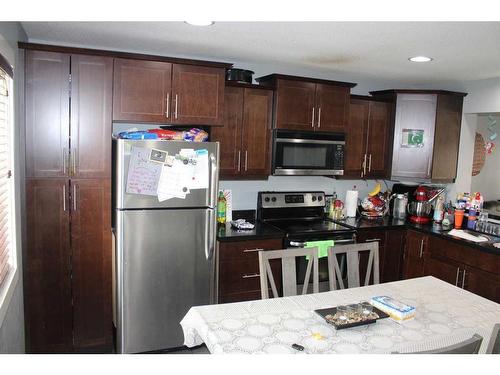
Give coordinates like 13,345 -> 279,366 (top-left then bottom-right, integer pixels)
288,238 -> 355,248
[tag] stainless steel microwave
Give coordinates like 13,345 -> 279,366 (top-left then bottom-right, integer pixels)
272,130 -> 345,176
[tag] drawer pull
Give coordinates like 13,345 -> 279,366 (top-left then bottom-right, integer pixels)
243,248 -> 264,253
365,238 -> 382,242
242,273 -> 260,279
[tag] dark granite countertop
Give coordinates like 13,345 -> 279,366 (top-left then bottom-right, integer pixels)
216,221 -> 285,242
332,216 -> 500,255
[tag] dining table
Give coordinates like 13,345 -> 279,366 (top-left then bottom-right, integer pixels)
180,276 -> 500,354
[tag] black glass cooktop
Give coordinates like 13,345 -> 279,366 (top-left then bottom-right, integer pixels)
266,219 -> 354,236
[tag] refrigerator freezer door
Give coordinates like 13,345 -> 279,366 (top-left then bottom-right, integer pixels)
115,208 -> 216,353
113,139 -> 219,209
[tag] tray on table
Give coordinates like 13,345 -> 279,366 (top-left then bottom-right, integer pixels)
314,303 -> 389,330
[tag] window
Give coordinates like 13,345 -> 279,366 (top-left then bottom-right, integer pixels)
0,65 -> 14,292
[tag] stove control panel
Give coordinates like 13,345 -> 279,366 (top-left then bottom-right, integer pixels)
259,192 -> 326,208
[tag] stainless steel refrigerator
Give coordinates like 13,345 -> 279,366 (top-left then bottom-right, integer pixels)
113,139 -> 219,353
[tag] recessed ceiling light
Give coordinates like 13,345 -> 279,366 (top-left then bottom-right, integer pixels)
409,56 -> 433,63
184,20 -> 214,27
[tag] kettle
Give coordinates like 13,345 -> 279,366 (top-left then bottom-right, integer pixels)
392,193 -> 408,219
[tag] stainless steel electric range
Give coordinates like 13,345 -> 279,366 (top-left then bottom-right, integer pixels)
257,191 -> 356,291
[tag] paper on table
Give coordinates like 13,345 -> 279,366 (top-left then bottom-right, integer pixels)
126,146 -> 162,196
157,159 -> 191,201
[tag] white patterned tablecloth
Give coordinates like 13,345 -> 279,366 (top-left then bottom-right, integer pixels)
180,276 -> 500,354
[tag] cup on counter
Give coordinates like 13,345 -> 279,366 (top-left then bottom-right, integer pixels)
454,209 -> 464,229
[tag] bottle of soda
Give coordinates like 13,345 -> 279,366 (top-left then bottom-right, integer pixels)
217,191 -> 227,224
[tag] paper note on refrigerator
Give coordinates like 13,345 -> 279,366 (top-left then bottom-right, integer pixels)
157,159 -> 191,201
126,146 -> 162,196
190,149 -> 209,190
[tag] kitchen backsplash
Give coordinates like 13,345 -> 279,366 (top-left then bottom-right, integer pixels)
220,176 -> 394,210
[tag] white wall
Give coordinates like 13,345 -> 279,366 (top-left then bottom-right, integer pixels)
0,21 -> 27,353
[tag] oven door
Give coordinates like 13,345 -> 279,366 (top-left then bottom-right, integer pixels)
286,235 -> 355,293
273,130 -> 345,176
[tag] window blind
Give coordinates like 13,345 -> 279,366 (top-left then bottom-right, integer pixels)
0,68 -> 11,287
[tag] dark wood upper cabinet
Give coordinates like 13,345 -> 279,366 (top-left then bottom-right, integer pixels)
211,86 -> 243,177
71,179 -> 112,351
211,85 -> 272,179
71,55 -> 113,179
24,179 -> 72,353
113,59 -> 224,126
171,64 -> 224,126
113,58 -> 172,123
345,98 -> 369,178
274,79 -> 316,131
25,51 -> 70,178
315,84 -> 350,132
241,88 -> 273,176
370,89 -> 466,183
257,74 -> 356,132
344,96 -> 393,179
365,100 -> 393,178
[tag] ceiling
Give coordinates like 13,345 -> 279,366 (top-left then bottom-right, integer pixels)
21,21 -> 500,84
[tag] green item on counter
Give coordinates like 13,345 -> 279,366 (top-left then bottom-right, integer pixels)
305,240 -> 335,259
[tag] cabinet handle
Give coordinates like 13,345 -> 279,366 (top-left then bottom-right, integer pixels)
455,267 -> 460,286
311,107 -> 315,128
237,150 -> 241,172
243,248 -> 264,253
318,107 -> 321,128
362,154 -> 367,176
165,93 -> 170,118
365,238 -> 382,242
368,154 -> 372,172
461,270 -> 467,289
70,148 -> 77,177
62,184 -> 67,212
419,239 -> 424,258
242,273 -> 260,279
73,184 -> 77,211
62,148 -> 68,176
174,94 -> 179,119
244,150 -> 248,171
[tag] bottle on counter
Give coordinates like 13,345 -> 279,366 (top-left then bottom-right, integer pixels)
217,191 -> 227,224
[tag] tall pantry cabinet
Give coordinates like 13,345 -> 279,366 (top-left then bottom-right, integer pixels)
24,50 -> 113,353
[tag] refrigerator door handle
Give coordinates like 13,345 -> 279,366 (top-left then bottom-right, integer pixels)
209,153 -> 218,208
205,209 -> 216,260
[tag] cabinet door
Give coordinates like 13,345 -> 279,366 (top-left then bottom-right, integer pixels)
345,99 -> 369,178
24,179 -> 72,353
25,51 -> 70,178
211,86 -> 243,178
241,88 -> 273,177
315,84 -> 349,132
463,267 -> 500,304
391,94 -> 437,179
383,230 -> 406,283
366,101 -> 392,178
403,230 -> 427,279
71,55 -> 113,179
431,94 -> 464,182
70,179 -> 112,351
113,59 -> 172,123
424,256 -> 461,287
171,64 -> 225,126
274,79 -> 316,131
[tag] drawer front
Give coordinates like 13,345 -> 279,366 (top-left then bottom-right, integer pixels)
357,230 -> 386,247
428,236 -> 500,275
219,258 -> 281,295
218,238 -> 283,262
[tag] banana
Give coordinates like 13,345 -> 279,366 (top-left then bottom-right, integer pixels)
368,183 -> 381,197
